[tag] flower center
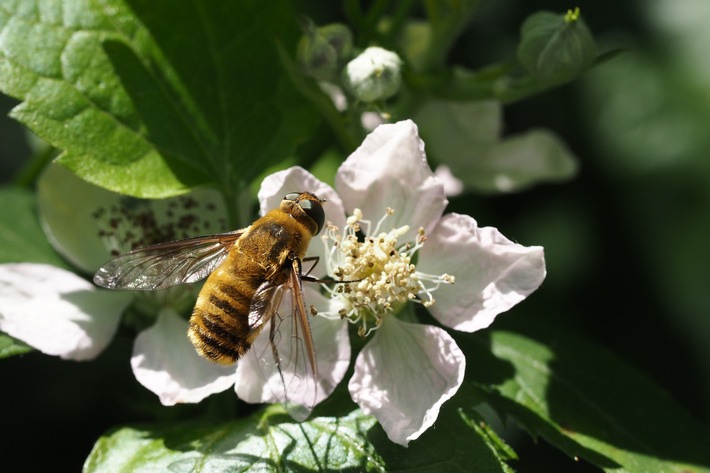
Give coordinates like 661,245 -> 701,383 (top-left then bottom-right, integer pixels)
320,208 -> 454,337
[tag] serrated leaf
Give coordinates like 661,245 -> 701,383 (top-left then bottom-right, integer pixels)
0,332 -> 32,358
0,0 -> 320,199
84,396 -> 515,473
84,407 -> 384,473
465,330 -> 710,473
0,186 -> 66,267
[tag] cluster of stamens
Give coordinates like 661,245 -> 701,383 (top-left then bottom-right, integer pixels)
320,208 -> 454,337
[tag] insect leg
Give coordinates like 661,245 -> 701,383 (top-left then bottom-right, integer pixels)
268,314 -> 288,400
301,256 -> 319,277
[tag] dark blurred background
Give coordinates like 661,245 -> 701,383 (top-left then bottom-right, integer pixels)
2,0 -> 709,471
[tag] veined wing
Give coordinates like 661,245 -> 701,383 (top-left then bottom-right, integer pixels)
247,259 -> 318,421
93,230 -> 245,291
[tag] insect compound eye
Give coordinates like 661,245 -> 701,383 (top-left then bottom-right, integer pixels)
298,198 -> 325,235
284,192 -> 301,202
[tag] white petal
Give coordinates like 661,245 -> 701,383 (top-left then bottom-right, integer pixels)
0,263 -> 130,360
233,338 -> 270,404
131,309 -> 235,405
335,120 -> 447,241
434,164 -> 464,197
418,213 -> 546,332
305,287 -> 351,402
235,287 -> 350,408
258,166 -> 347,231
37,164 -> 229,273
348,317 -> 465,446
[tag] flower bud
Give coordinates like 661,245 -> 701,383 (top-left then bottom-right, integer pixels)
296,17 -> 353,82
517,8 -> 597,86
342,47 -> 403,103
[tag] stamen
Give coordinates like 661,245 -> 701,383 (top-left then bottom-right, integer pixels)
319,208 -> 454,337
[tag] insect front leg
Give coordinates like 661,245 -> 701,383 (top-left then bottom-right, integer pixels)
299,255 -> 363,285
301,256 -> 319,278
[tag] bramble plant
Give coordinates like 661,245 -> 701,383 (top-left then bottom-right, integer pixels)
1,1 -> 709,472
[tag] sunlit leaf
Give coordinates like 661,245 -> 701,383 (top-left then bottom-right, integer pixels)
0,0 -> 320,199
84,408 -> 383,473
84,396 -> 516,473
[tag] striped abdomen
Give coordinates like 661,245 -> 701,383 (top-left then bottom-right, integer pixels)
187,248 -> 272,365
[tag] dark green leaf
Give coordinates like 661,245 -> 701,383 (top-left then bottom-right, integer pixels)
0,0 -> 320,199
464,329 -> 710,472
0,332 -> 32,358
459,408 -> 518,467
372,385 -> 515,472
0,186 -> 66,267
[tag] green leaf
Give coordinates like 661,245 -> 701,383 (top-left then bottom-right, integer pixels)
465,330 -> 710,473
85,396 -> 515,473
459,408 -> 518,469
0,332 -> 32,358
0,186 -> 66,267
0,0 -> 320,199
84,408 -> 384,473
372,385 -> 516,472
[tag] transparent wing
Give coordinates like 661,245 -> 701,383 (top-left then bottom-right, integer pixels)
93,230 -> 244,290
247,259 -> 318,421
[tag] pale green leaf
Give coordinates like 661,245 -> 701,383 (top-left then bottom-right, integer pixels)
414,99 -> 577,193
468,129 -> 579,193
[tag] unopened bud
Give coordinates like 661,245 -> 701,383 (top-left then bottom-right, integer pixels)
342,47 -> 403,103
297,17 -> 353,82
517,8 -> 597,86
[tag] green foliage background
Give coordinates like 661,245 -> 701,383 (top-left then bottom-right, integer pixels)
2,0 -> 710,472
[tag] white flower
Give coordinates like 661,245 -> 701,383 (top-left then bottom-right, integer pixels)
1,121 -> 546,448
244,120 -> 547,445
